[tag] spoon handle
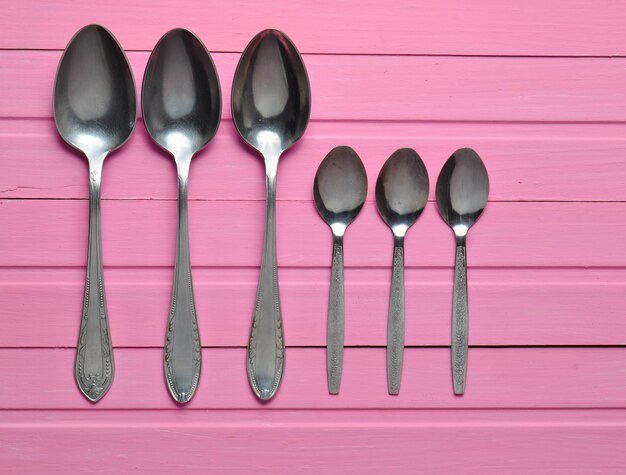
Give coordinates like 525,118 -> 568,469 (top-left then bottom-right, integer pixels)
452,237 -> 468,395
387,236 -> 405,395
248,173 -> 285,400
164,163 -> 202,404
75,157 -> 114,402
327,234 -> 345,394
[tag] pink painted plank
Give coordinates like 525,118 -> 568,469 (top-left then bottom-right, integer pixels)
1,267 -> 625,347
2,347 -> 626,409
5,51 -> 626,121
3,0 -> 626,56
2,410 -> 626,474
0,199 -> 622,267
4,119 -> 626,201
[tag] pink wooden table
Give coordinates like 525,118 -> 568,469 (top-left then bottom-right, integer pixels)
2,1 -> 626,472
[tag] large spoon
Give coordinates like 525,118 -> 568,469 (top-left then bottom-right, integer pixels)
375,148 -> 429,395
142,29 -> 221,403
232,29 -> 311,400
54,24 -> 137,402
435,148 -> 489,395
314,146 -> 367,394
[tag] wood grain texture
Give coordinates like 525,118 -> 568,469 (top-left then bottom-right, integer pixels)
0,199 -> 620,267
3,347 -> 626,409
2,410 -> 626,474
5,52 -> 626,121
3,267 -> 624,347
2,1 -> 626,471
3,0 -> 626,56
4,119 -> 626,202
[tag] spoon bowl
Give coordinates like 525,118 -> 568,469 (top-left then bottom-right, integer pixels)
142,28 -> 221,159
375,148 -> 429,395
314,146 -> 368,235
314,146 -> 367,394
232,29 -> 311,163
232,29 -> 311,400
54,25 -> 136,158
435,147 -> 489,396
436,148 -> 489,237
54,24 -> 137,402
142,28 -> 222,404
376,148 -> 429,237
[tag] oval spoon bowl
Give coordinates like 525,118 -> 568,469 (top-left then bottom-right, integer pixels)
142,28 -> 221,158
54,24 -> 136,158
314,145 -> 368,234
232,29 -> 311,161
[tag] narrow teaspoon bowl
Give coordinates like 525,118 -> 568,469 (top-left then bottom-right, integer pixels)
232,29 -> 311,400
314,146 -> 367,394
142,28 -> 221,403
54,24 -> 137,402
375,148 -> 429,394
435,147 -> 489,395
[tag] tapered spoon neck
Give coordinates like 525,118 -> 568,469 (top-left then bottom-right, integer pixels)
264,151 -> 281,179
393,234 -> 405,249
174,160 -> 191,260
265,172 -> 277,208
332,233 -> 344,247
87,153 -> 106,187
455,233 -> 467,247
175,153 -> 193,181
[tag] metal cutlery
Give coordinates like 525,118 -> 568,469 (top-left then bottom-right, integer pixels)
435,148 -> 489,395
314,146 -> 368,394
375,149 -> 429,395
54,24 -> 137,402
231,29 -> 311,400
142,28 -> 222,403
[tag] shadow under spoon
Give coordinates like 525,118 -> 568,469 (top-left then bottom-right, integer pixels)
54,24 -> 137,402
142,28 -> 221,403
375,148 -> 429,395
232,29 -> 311,400
435,148 -> 489,395
314,146 -> 367,394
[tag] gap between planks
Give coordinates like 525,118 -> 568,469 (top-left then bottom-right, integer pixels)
5,47 -> 626,59
6,345 -> 626,349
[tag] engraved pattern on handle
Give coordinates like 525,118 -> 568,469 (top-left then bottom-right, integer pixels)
75,157 -> 114,403
164,162 -> 201,404
452,240 -> 468,395
247,172 -> 285,400
387,239 -> 405,395
327,235 -> 344,394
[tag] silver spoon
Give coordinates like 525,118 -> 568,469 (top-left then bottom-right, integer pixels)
375,148 -> 429,395
232,29 -> 311,400
436,148 -> 489,395
142,29 -> 221,403
54,24 -> 137,402
314,146 -> 367,394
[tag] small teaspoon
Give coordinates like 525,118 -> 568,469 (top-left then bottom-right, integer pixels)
435,148 -> 489,395
376,149 -> 429,395
314,146 -> 368,394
